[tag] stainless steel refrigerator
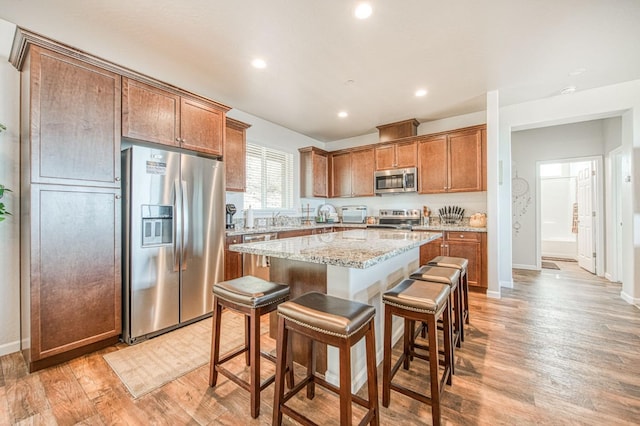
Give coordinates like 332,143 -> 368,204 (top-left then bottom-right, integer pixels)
122,145 -> 224,344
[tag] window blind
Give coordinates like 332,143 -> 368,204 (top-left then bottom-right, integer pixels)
244,142 -> 293,210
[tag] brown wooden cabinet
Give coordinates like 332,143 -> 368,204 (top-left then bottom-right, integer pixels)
278,229 -> 314,239
330,151 -> 352,197
351,148 -> 375,196
330,148 -> 375,197
225,118 -> 251,192
419,231 -> 487,289
15,43 -> 122,371
374,140 -> 417,170
122,77 -> 229,156
299,147 -> 329,198
418,125 -> 486,194
312,226 -> 334,234
224,235 -> 243,281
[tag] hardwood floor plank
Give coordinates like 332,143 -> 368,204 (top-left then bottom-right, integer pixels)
39,363 -> 98,425
0,261 -> 639,424
5,372 -> 50,423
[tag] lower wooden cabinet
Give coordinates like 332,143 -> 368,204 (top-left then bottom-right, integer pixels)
278,229 -> 314,239
22,185 -> 121,372
224,235 -> 243,281
419,231 -> 487,290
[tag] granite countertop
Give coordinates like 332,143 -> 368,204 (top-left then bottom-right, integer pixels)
226,222 -> 484,236
413,224 -> 487,233
226,222 -> 366,236
229,229 -> 442,269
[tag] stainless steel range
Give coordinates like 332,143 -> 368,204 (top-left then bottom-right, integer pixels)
368,209 -> 422,230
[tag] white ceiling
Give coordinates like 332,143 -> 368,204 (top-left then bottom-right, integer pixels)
1,0 -> 639,142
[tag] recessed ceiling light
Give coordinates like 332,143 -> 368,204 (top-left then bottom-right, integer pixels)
251,58 -> 267,69
354,2 -> 373,19
568,68 -> 586,77
338,111 -> 349,118
415,89 -> 428,97
560,86 -> 576,95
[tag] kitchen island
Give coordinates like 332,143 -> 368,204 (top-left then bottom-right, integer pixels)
230,228 -> 442,391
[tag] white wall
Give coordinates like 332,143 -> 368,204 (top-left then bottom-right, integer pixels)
511,120 -> 613,269
499,80 -> 640,306
0,18 -> 21,356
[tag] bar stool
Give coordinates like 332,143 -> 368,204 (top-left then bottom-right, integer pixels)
428,256 -> 470,326
273,291 -> 379,426
382,279 -> 453,426
410,265 -> 463,347
209,275 -> 292,419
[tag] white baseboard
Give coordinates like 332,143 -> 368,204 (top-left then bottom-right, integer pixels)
500,279 -> 514,289
486,289 -> 501,299
620,290 -> 640,307
512,263 -> 538,271
0,340 -> 20,357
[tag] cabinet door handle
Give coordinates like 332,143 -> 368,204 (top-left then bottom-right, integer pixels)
115,195 -> 121,199
176,137 -> 181,142
459,235 -> 464,238
115,177 -> 121,182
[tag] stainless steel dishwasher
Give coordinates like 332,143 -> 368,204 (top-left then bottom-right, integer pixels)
242,232 -> 278,281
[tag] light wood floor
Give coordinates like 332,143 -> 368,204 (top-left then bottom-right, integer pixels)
1,262 -> 639,425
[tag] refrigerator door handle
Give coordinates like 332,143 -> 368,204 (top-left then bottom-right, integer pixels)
181,179 -> 189,270
173,179 -> 181,272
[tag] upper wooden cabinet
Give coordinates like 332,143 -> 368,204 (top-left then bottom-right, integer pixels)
329,148 -> 374,197
376,118 -> 419,142
418,125 -> 486,194
299,146 -> 329,198
25,46 -> 121,187
122,77 -> 228,156
351,148 -> 375,196
225,118 -> 251,192
13,40 -> 122,372
374,140 -> 417,170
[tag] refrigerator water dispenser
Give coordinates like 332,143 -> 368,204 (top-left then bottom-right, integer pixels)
141,205 -> 173,246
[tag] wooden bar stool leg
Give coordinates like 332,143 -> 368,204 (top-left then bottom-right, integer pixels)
453,286 -> 462,348
427,314 -> 442,426
273,316 -> 287,426
382,305 -> 393,408
463,271 -> 470,325
443,297 -> 453,386
244,315 -> 251,365
339,337 -> 353,425
249,309 -> 260,418
403,318 -> 412,369
306,337 -> 316,399
209,299 -> 222,386
365,323 -> 379,426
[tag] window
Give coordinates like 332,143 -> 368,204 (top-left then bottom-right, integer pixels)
244,142 -> 294,210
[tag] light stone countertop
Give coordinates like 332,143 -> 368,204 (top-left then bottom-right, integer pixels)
413,224 -> 487,233
226,222 -> 486,236
229,229 -> 442,269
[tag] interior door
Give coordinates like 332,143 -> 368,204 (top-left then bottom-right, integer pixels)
577,163 -> 596,273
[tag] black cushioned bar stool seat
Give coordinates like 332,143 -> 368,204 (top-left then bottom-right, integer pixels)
209,275 -> 292,419
273,291 -> 379,426
410,265 -> 464,347
382,279 -> 453,426
428,256 -> 470,326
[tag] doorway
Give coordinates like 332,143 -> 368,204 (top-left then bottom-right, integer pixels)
537,156 -> 604,275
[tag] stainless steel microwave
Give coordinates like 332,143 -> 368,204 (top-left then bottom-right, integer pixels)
374,167 -> 418,195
